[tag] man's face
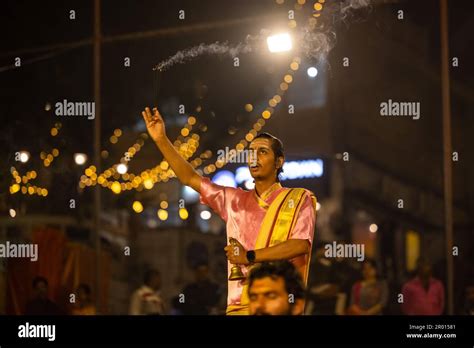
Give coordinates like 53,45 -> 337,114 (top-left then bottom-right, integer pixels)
248,138 -> 282,181
248,276 -> 302,315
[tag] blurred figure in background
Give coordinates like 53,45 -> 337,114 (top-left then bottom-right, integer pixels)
464,286 -> 474,315
71,283 -> 96,315
129,269 -> 165,315
306,243 -> 340,315
347,259 -> 388,315
25,276 -> 62,315
248,261 -> 305,315
181,263 -> 221,315
401,258 -> 444,315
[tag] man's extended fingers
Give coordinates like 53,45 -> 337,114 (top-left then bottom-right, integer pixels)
152,107 -> 162,121
145,107 -> 152,119
142,111 -> 151,124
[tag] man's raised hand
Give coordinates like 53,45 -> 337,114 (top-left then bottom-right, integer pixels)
142,107 -> 166,143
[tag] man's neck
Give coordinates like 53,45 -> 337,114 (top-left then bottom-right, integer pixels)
254,177 -> 278,197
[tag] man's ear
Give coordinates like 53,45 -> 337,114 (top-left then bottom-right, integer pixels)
291,299 -> 305,315
276,156 -> 284,170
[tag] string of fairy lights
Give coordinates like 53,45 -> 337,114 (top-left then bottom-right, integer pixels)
9,0 -> 326,219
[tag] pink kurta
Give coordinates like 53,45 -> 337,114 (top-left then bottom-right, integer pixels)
199,177 -> 316,307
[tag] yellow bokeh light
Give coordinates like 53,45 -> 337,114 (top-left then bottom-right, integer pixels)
114,129 -> 122,137
245,133 -> 254,142
290,62 -> 299,71
160,161 -> 169,170
28,187 -> 34,195
110,135 -> 118,144
111,181 -> 122,194
188,116 -> 196,125
85,168 -> 93,177
10,184 -> 20,194
157,209 -> 168,221
52,148 -> 59,157
160,201 -> 168,209
143,178 -> 154,190
181,128 -> 190,137
314,2 -> 323,10
132,201 -> 144,213
41,188 -> 48,196
280,82 -> 289,91
262,110 -> 271,119
284,75 -> 293,83
50,128 -> 58,136
21,186 -> 27,194
179,208 -> 189,220
245,104 -> 253,112
44,159 -> 51,167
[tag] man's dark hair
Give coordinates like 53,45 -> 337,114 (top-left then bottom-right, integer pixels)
32,276 -> 48,289
144,269 -> 160,284
253,132 -> 285,180
248,261 -> 305,299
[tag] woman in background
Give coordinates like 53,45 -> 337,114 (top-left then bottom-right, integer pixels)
347,258 -> 388,315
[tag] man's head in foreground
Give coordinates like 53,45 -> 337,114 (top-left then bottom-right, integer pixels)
248,261 -> 305,315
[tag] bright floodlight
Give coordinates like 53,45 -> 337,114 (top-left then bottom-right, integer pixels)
267,33 -> 292,53
74,153 -> 87,165
369,223 -> 378,233
307,67 -> 318,78
19,151 -> 30,163
117,163 -> 128,174
200,210 -> 211,220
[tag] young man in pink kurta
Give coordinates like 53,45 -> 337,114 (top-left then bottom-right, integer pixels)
200,176 -> 316,308
142,106 -> 317,314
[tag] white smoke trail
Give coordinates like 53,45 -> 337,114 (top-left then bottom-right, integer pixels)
153,0 -> 372,71
154,41 -> 254,71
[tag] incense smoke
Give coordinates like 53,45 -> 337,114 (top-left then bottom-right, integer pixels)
153,0 -> 371,71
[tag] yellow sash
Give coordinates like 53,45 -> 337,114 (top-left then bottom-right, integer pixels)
226,187 -> 316,315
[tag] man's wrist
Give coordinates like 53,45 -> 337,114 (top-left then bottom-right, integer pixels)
246,250 -> 256,264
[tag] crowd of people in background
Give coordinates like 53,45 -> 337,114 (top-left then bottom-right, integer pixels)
24,277 -> 96,315
23,245 -> 472,316
306,243 -> 449,315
